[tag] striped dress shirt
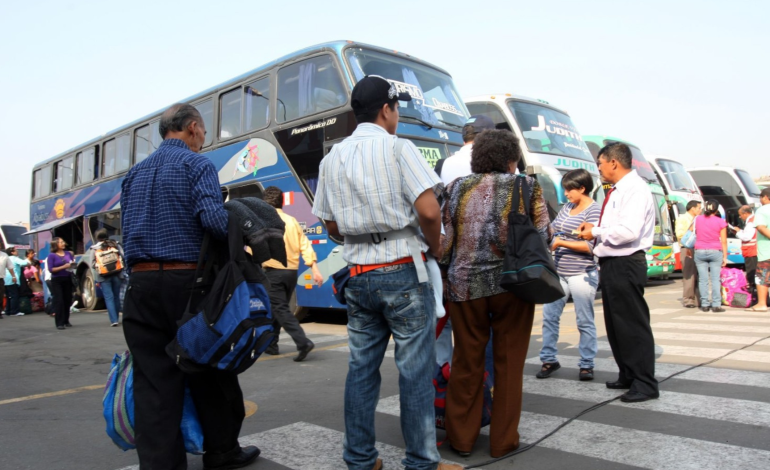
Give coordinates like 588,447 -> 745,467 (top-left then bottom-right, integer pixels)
312,123 -> 443,265
121,139 -> 228,267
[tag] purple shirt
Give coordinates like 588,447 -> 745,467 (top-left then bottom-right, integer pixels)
46,252 -> 74,278
694,215 -> 727,251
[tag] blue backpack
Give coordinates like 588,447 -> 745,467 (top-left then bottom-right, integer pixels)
166,215 -> 275,374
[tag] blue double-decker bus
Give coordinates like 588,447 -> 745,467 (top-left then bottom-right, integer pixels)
27,41 -> 469,311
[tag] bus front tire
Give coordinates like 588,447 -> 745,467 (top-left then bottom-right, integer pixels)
80,270 -> 104,311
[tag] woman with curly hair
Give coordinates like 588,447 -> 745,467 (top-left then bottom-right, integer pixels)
441,129 -> 552,458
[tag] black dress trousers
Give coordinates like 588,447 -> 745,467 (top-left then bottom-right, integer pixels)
123,268 -> 245,470
599,251 -> 659,396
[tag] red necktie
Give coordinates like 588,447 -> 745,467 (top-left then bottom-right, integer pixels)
598,187 -> 615,227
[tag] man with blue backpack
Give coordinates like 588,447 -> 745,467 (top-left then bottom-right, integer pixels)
121,103 -> 260,470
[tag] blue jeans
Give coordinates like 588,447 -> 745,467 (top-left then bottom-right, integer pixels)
540,270 -> 599,369
342,263 -> 439,470
99,275 -> 123,324
695,249 -> 723,307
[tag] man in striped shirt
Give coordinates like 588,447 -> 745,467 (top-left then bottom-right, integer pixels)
313,76 -> 459,470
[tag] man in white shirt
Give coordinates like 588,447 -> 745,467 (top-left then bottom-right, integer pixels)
730,205 -> 757,301
578,142 -> 659,403
436,115 -> 496,185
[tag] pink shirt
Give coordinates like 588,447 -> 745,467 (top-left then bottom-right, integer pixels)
694,215 -> 727,251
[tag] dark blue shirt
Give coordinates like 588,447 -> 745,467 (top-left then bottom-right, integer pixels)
121,139 -> 228,267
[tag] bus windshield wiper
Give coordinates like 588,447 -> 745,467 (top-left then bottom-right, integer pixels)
400,115 -> 433,130
436,119 -> 462,130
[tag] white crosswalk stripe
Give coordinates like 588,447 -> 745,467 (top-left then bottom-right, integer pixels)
525,356 -> 770,389
277,334 -> 347,346
585,339 -> 770,362
650,308 -> 684,315
674,315 -> 770,323
654,322 -> 770,333
376,395 -> 770,470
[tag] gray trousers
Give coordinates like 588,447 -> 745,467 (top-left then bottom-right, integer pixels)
265,268 -> 309,349
682,248 -> 699,307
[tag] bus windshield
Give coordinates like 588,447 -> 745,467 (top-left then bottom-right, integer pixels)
1,225 -> 30,245
345,48 -> 469,128
656,158 -> 698,192
507,101 -> 593,162
735,169 -> 762,198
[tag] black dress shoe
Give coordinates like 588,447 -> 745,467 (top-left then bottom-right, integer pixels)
535,362 -> 561,378
711,307 -> 725,313
204,446 -> 260,470
56,326 -> 65,330
64,323 -> 73,327
619,390 -> 659,403
294,340 -> 314,362
264,344 -> 279,355
605,380 -> 632,389
700,307 -> 710,312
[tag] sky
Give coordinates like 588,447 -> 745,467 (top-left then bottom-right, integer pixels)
1,0 -> 768,224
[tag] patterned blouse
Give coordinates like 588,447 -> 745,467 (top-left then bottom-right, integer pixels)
440,173 -> 552,302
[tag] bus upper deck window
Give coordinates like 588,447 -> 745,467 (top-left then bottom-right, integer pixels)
76,147 -> 97,185
33,166 -> 52,198
219,88 -> 242,139
277,55 -> 346,123
244,77 -> 270,132
194,99 -> 213,147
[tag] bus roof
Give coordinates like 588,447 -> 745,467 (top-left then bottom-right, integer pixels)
583,135 -> 641,150
464,93 -> 572,116
35,40 -> 453,169
688,166 -> 750,174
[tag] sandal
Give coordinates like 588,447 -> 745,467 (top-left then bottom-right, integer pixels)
746,306 -> 769,312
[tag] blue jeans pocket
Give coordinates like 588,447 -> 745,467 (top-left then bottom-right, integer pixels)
382,286 -> 427,335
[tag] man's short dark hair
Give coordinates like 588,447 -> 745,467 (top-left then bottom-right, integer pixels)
462,125 -> 477,143
5,247 -> 15,256
738,204 -> 753,215
597,142 -> 633,169
761,187 -> 770,200
94,228 -> 109,241
686,200 -> 702,212
355,102 -> 396,125
561,169 -> 594,195
470,130 -> 522,174
159,103 -> 203,139
263,186 -> 283,209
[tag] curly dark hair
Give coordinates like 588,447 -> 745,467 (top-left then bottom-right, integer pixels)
470,129 -> 522,173
262,186 -> 283,209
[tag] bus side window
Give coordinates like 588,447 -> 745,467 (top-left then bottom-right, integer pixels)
465,102 -> 511,131
276,55 -> 346,123
76,146 -> 98,185
33,166 -> 52,199
135,120 -> 162,165
53,155 -> 74,193
194,99 -> 214,148
219,88 -> 242,139
103,135 -> 129,178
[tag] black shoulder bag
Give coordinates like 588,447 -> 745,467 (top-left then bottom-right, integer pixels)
499,176 -> 565,304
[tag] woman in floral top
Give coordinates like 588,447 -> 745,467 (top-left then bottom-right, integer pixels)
440,129 -> 551,458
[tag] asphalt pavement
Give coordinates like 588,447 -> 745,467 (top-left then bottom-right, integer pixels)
2,276 -> 770,470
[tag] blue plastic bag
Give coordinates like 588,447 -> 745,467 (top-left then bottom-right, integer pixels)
103,351 -> 204,454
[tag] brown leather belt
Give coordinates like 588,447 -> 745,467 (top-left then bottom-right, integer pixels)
131,262 -> 198,272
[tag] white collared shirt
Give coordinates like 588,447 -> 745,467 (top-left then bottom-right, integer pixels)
440,143 -> 473,186
312,123 -> 443,265
734,214 -> 757,242
591,170 -> 655,258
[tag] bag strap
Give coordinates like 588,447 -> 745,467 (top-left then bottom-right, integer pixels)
510,175 -> 531,220
185,231 -> 211,314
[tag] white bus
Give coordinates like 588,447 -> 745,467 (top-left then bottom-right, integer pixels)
688,166 -> 762,265
465,94 -> 603,219
0,224 -> 31,257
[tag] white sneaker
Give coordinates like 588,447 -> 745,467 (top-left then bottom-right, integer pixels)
14,312 -> 25,316
70,301 -> 80,313
111,322 -> 119,327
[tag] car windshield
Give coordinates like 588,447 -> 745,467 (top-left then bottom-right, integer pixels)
735,169 -> 761,197
345,48 -> 469,128
507,101 -> 593,162
656,159 -> 698,192
1,225 -> 29,245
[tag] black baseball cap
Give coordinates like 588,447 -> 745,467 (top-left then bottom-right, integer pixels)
351,75 -> 412,115
464,115 -> 496,134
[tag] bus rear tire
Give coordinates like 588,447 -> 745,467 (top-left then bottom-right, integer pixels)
80,270 -> 104,311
